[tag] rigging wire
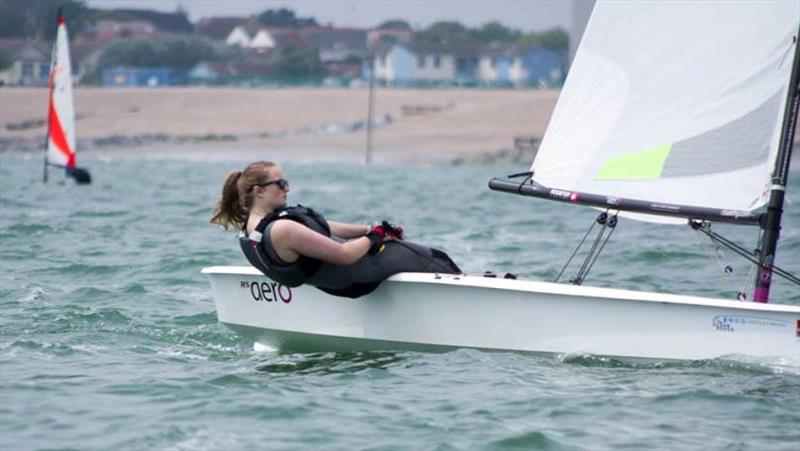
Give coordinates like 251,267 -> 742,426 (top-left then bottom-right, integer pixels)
556,211 -> 618,285
577,214 -> 618,284
555,212 -> 600,283
689,221 -> 800,286
692,222 -> 733,276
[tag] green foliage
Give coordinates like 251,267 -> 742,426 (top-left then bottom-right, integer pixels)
0,1 -> 30,38
377,20 -> 411,31
414,20 -> 569,53
257,8 -> 317,28
536,28 -> 569,53
415,21 -> 468,44
468,22 -> 520,44
519,28 -> 569,53
34,0 -> 93,41
0,48 -> 12,71
0,0 -> 91,39
81,35 -> 227,84
276,44 -> 324,80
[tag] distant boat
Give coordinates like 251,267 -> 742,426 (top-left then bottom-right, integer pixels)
43,9 -> 90,185
204,1 -> 799,366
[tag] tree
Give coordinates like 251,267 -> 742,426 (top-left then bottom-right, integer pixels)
415,21 -> 468,44
33,0 -> 92,41
376,19 -> 411,31
0,1 -> 31,38
257,8 -> 317,28
520,28 -> 569,53
0,48 -> 12,71
276,44 -> 324,80
537,28 -> 569,53
469,22 -> 520,44
81,35 -> 226,84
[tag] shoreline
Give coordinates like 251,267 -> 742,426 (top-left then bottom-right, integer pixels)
0,87 -> 558,165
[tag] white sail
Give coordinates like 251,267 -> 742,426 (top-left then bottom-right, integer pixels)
532,1 -> 799,223
46,11 -> 76,169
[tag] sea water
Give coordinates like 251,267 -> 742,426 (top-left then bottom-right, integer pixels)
1,153 -> 798,451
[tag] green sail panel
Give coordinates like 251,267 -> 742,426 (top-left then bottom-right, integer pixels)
596,144 -> 672,180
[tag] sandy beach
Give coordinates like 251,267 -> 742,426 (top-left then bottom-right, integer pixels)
0,87 -> 559,164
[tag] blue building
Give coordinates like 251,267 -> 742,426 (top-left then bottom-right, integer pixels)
516,47 -> 564,87
368,42 -> 564,88
103,67 -> 187,87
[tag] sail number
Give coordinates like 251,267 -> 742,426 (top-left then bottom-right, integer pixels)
240,280 -> 292,304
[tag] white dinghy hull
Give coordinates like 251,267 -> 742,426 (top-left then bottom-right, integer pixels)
203,266 -> 800,366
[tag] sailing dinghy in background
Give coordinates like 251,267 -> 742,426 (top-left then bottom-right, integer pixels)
203,1 -> 800,366
43,9 -> 91,185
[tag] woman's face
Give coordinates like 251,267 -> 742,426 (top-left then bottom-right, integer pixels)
254,166 -> 290,210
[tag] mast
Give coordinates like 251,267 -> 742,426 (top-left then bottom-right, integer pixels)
753,32 -> 800,303
365,53 -> 376,165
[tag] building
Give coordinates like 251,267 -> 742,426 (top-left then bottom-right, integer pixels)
196,17 -> 249,41
0,40 -> 50,86
85,19 -> 158,42
0,39 -> 105,86
188,60 -> 277,85
103,67 -> 187,87
369,42 -> 564,87
478,46 -> 564,87
371,42 -> 459,86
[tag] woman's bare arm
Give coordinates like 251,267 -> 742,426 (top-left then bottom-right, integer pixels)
328,220 -> 369,239
271,220 -> 372,265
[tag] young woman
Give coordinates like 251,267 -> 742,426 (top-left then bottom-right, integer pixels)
211,161 -> 460,297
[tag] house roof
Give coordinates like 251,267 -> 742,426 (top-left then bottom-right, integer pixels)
0,38 -> 104,69
268,29 -> 311,50
0,39 -> 49,62
196,17 -> 249,39
298,27 -> 367,51
102,9 -> 193,33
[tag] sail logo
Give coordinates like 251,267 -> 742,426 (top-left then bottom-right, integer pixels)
240,280 -> 292,304
712,315 -> 789,333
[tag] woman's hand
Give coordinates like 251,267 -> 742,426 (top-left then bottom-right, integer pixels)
381,221 -> 404,240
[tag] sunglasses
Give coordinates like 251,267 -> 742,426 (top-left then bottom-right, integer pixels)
250,179 -> 289,192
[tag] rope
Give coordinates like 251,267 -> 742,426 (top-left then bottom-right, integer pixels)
689,221 -> 800,286
555,211 -> 617,286
579,215 -> 618,284
555,213 -> 600,283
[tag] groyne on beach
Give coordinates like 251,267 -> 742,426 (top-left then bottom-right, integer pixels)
0,87 -> 559,164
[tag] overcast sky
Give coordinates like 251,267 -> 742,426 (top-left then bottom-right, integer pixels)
85,0 -> 574,32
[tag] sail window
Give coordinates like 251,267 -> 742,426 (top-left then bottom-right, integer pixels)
595,91 -> 782,181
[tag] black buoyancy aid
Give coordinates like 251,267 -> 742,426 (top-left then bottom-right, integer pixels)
240,204 -> 462,298
239,205 -> 331,287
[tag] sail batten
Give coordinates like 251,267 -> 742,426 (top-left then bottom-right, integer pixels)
529,1 -> 799,224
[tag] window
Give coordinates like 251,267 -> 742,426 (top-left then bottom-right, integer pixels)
417,55 -> 425,68
433,55 -> 441,68
39,64 -> 49,79
22,63 -> 33,77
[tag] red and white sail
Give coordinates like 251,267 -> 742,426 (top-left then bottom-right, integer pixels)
45,10 -> 76,169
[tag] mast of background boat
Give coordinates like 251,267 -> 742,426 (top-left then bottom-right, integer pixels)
42,9 -> 61,184
753,32 -> 800,303
365,52 -> 376,165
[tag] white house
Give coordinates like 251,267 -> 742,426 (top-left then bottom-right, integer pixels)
225,26 -> 253,47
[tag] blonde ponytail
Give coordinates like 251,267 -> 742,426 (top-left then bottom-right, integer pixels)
210,161 -> 276,230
